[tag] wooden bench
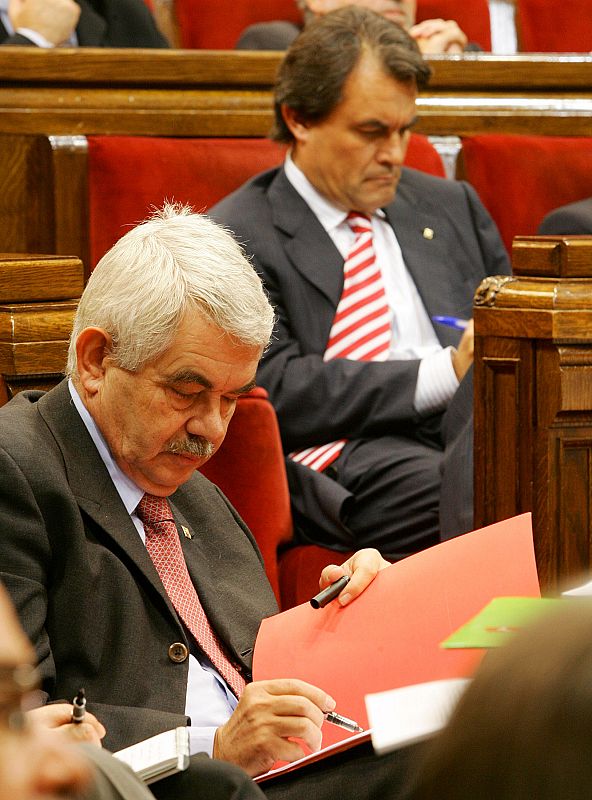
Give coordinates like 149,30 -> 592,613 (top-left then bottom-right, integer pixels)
0,50 -> 591,273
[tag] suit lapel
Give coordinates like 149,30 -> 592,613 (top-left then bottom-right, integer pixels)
37,381 -> 175,615
386,171 -> 462,347
75,0 -> 107,46
268,169 -> 344,309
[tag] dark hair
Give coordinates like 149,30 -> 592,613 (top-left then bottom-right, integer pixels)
271,5 -> 431,143
406,601 -> 592,800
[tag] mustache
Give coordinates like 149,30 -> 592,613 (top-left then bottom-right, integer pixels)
165,435 -> 215,459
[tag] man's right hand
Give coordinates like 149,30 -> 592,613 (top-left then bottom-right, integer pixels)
451,319 -> 474,381
27,704 -> 106,748
8,0 -> 80,46
213,679 -> 336,777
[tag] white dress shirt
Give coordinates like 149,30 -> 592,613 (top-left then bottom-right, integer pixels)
68,381 -> 237,756
284,154 -> 459,416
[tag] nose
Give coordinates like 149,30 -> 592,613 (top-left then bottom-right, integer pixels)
186,394 -> 228,444
377,132 -> 406,167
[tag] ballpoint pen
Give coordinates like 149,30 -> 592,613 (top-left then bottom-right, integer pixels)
71,688 -> 86,724
431,316 -> 468,331
325,711 -> 364,733
310,575 -> 350,609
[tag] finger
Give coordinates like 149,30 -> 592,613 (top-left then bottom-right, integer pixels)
264,693 -> 326,729
266,713 -> 324,753
318,562 -> 347,590
57,721 -> 104,747
337,548 -> 387,605
251,678 -> 335,712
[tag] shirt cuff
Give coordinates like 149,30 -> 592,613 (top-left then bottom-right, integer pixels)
414,347 -> 459,416
15,28 -> 55,47
188,725 -> 218,757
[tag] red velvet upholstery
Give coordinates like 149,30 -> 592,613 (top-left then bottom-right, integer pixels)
416,0 -> 491,51
174,0 -> 302,49
87,133 -> 445,268
459,134 -> 592,254
516,0 -> 592,52
87,137 -> 286,268
199,388 -> 353,609
199,388 -> 292,604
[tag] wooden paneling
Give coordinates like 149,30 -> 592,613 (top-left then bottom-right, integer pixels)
0,255 -> 83,402
474,237 -> 592,591
0,50 -> 589,137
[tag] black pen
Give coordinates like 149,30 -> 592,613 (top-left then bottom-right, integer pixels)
325,711 -> 364,733
310,575 -> 350,609
71,688 -> 86,724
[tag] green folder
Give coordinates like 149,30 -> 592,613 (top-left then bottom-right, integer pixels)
440,596 -> 563,649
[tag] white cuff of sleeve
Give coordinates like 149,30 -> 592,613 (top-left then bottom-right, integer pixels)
15,28 -> 55,48
414,347 -> 459,416
188,725 -> 217,757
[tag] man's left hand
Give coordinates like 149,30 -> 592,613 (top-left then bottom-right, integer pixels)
318,548 -> 390,607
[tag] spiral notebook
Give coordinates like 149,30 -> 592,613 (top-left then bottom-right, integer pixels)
114,727 -> 190,784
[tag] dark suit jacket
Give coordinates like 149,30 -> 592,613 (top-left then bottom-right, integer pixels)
211,166 -> 510,529
0,380 -> 278,752
538,197 -> 592,235
0,0 -> 168,47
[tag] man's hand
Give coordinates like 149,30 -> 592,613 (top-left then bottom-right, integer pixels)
451,319 -> 474,381
27,703 -> 106,747
213,679 -> 335,777
8,0 -> 80,46
409,18 -> 468,54
319,548 -> 390,608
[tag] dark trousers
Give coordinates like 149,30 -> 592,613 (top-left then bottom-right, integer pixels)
290,369 -> 474,559
151,742 -> 423,800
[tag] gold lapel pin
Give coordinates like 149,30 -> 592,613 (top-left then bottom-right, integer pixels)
181,525 -> 192,540
423,227 -> 434,240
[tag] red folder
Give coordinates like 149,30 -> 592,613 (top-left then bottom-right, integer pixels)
253,513 -> 540,756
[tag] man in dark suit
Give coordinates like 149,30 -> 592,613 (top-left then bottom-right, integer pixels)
236,0 -> 471,54
0,204 -> 404,799
0,0 -> 168,48
213,7 -> 510,559
538,197 -> 592,235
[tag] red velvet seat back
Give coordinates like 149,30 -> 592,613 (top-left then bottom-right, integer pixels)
416,0 -> 491,50
175,0 -> 302,49
87,133 -> 445,268
459,134 -> 592,254
516,0 -> 592,52
87,137 -> 286,268
199,388 -> 293,604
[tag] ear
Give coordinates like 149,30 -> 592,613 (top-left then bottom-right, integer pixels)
281,104 -> 313,146
75,327 -> 113,397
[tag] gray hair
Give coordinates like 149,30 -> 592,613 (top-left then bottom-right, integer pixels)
66,205 -> 274,375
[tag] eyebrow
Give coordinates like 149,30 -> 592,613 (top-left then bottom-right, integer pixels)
165,370 -> 257,396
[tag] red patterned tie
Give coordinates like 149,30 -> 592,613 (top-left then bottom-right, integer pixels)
291,212 -> 391,472
138,494 -> 246,698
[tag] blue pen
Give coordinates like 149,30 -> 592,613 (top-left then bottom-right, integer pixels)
431,316 -> 468,331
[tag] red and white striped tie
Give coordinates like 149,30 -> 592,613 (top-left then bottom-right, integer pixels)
138,494 -> 246,699
291,212 -> 391,473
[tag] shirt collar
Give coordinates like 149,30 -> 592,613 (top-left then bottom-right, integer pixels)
284,151 -> 386,233
68,379 -> 144,516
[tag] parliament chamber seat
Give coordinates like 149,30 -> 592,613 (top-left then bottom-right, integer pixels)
457,134 -> 592,255
87,133 -> 444,267
516,0 -> 592,52
416,0 -> 491,51
174,0 -> 301,49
